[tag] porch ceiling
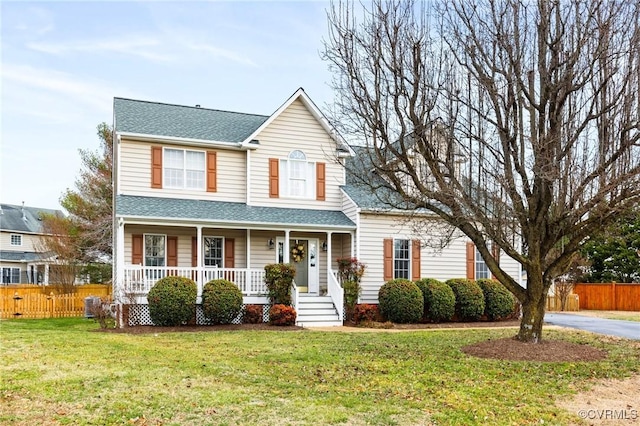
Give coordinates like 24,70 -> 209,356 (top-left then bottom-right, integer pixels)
115,195 -> 356,230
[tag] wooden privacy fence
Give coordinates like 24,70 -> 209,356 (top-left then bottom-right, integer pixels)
546,294 -> 579,312
0,284 -> 112,319
573,283 -> 640,311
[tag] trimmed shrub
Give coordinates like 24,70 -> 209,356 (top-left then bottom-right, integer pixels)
148,276 -> 197,326
378,279 -> 424,323
352,304 -> 380,324
415,278 -> 455,322
202,279 -> 243,324
264,263 -> 296,306
476,278 -> 516,320
445,278 -> 485,321
343,280 -> 361,321
269,304 -> 297,326
243,304 -> 264,324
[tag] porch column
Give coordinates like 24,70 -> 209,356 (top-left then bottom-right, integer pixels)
196,225 -> 203,302
284,229 -> 290,263
326,231 -> 333,275
44,264 -> 50,285
351,231 -> 356,258
116,218 -> 125,302
246,229 -> 251,268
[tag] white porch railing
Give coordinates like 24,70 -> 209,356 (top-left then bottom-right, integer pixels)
327,268 -> 344,321
122,266 -> 267,299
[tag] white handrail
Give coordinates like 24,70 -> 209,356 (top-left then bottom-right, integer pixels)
291,279 -> 299,312
122,266 -> 267,297
327,269 -> 344,321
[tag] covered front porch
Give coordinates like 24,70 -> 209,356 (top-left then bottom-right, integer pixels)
114,196 -> 356,326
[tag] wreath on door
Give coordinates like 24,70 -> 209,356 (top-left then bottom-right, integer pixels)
291,243 -> 305,263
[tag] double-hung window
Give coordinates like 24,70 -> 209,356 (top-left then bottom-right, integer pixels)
164,148 -> 205,190
280,150 -> 315,198
394,239 -> 410,279
1,267 -> 21,284
203,237 -> 223,267
145,235 -> 166,267
475,248 -> 490,279
10,235 -> 22,246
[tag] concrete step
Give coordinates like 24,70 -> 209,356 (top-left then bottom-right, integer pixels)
297,302 -> 335,309
297,320 -> 344,327
297,314 -> 343,323
298,308 -> 338,316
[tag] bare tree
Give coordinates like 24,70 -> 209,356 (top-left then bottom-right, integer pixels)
37,213 -> 83,293
323,0 -> 640,342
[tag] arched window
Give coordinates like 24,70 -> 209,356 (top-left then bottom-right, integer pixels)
280,150 -> 315,198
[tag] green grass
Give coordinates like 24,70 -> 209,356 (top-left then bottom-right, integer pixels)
1,319 -> 639,425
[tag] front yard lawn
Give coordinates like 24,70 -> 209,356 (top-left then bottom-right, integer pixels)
1,318 -> 638,425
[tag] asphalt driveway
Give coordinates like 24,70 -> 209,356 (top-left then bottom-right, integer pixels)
544,312 -> 640,340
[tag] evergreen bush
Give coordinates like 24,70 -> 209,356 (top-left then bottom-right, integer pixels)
378,278 -> 424,323
202,279 -> 243,324
147,276 -> 197,326
445,278 -> 485,321
415,278 -> 455,322
476,278 -> 516,320
264,263 -> 296,305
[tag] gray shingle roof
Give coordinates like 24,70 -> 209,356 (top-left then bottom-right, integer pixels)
113,98 -> 269,143
0,250 -> 50,262
116,195 -> 356,229
0,204 -> 63,233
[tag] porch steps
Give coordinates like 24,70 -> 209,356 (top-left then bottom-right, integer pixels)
296,294 -> 343,327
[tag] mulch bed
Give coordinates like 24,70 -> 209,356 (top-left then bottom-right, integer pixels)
462,336 -> 608,362
99,323 -> 304,334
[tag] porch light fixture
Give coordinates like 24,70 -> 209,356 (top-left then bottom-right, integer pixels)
321,241 -> 328,251
268,238 -> 275,249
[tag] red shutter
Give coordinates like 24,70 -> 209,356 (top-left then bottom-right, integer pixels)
132,234 -> 143,265
167,236 -> 178,267
383,239 -> 393,281
466,242 -> 475,279
269,158 -> 279,198
316,162 -> 326,201
412,240 -> 421,281
224,238 -> 235,268
151,146 -> 163,188
207,151 -> 217,192
191,236 -> 198,267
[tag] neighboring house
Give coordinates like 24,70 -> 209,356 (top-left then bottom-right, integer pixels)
0,203 -> 62,284
112,88 -> 522,327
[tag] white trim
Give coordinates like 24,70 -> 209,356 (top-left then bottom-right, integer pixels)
241,88 -> 351,154
246,149 -> 252,205
116,215 -> 355,232
117,131 -> 258,151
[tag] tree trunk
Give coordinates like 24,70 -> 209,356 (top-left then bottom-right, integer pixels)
517,291 -> 547,343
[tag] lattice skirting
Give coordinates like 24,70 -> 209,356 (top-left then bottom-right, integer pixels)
124,304 -> 270,327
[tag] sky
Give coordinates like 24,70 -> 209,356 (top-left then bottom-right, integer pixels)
1,0 -> 336,211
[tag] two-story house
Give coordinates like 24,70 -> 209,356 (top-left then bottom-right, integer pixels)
0,203 -> 63,285
112,88 -> 522,327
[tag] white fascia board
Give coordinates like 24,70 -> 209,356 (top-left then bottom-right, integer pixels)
240,88 -> 354,156
116,132 -> 258,150
116,215 -> 356,232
